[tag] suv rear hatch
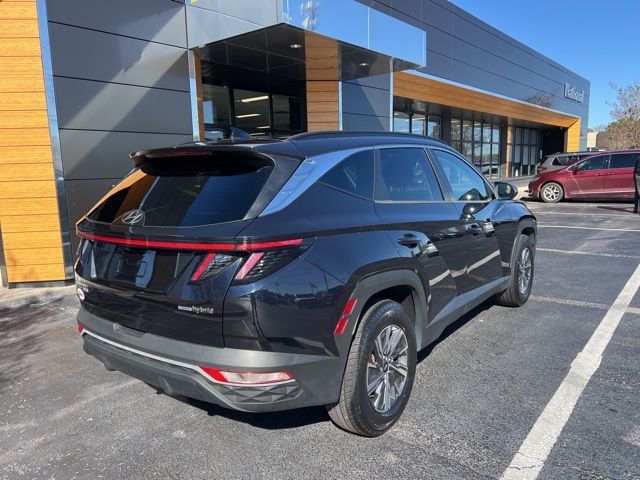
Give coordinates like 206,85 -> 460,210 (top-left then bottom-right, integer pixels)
75,144 -> 302,347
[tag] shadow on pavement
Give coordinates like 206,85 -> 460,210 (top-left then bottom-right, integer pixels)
597,205 -> 635,213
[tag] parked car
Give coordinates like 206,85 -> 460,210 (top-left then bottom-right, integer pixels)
74,132 -> 536,437
537,151 -> 594,173
529,149 -> 640,203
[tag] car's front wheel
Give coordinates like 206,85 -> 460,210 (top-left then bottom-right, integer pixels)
327,300 -> 416,437
540,182 -> 563,203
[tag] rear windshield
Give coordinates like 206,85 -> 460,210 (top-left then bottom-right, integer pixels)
87,157 -> 274,226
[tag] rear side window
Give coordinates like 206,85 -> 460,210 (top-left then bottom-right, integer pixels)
319,149 -> 374,199
609,153 -> 640,169
376,148 -> 443,202
88,157 -> 274,226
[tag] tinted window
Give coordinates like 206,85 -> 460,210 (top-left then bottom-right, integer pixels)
609,153 -> 640,169
319,149 -> 374,199
550,156 -> 562,166
432,149 -> 493,202
577,155 -> 607,171
376,148 -> 443,202
88,158 -> 274,226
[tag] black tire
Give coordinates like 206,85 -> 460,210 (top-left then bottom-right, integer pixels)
327,300 -> 416,437
496,233 -> 535,307
540,182 -> 563,203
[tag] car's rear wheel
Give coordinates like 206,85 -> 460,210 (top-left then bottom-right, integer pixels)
327,299 -> 416,437
495,233 -> 535,307
540,182 -> 563,203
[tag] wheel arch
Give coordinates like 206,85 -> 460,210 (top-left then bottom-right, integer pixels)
341,269 -> 428,352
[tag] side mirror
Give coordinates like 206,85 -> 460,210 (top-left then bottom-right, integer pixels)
571,165 -> 581,174
494,181 -> 518,200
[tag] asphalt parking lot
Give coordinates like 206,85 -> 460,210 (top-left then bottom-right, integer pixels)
2,199 -> 640,480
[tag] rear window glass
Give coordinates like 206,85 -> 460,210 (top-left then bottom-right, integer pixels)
88,158 -> 274,226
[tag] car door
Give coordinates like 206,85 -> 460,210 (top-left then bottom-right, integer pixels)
604,152 -> 640,198
373,146 -> 463,322
427,148 -> 505,294
566,154 -> 609,197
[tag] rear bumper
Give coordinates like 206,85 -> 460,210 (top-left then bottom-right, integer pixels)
78,307 -> 344,412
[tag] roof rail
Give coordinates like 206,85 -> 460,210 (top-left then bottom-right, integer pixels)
288,130 -> 448,146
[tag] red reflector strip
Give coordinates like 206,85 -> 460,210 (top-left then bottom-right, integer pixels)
77,231 -> 303,252
235,252 -> 265,280
334,298 -> 357,336
77,323 -> 85,334
191,253 -> 217,281
199,366 -> 293,385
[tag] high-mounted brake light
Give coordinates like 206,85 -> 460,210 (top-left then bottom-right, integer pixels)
334,298 -> 358,336
199,366 -> 293,385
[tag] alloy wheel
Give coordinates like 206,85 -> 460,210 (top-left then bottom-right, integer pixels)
517,247 -> 532,296
366,325 -> 409,413
542,184 -> 561,202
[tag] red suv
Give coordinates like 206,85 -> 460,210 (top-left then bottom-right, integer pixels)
529,150 -> 640,203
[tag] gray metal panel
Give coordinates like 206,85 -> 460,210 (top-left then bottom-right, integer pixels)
65,178 -> 122,229
187,0 -> 279,27
345,73 -> 392,91
341,82 -> 391,118
60,130 -> 192,181
49,23 -> 189,91
186,6 -> 267,48
53,77 -> 192,134
421,0 -> 453,33
393,0 -> 422,21
46,0 -> 187,47
342,113 -> 390,132
424,26 -> 453,58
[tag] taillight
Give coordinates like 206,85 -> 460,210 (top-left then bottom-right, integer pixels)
232,239 -> 312,284
190,253 -> 237,282
199,366 -> 293,385
77,322 -> 85,334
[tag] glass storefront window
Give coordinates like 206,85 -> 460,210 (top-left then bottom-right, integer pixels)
451,118 -> 503,179
393,112 -> 410,133
202,85 -> 231,126
463,120 -> 473,142
507,127 -> 542,176
427,116 -> 441,138
412,115 -> 425,135
451,119 -> 461,141
234,89 -> 271,133
482,124 -> 492,143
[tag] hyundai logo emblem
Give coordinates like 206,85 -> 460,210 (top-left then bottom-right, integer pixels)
119,209 -> 145,225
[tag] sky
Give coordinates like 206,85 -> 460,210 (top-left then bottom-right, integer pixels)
449,0 -> 640,129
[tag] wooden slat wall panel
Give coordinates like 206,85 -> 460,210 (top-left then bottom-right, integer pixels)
566,120 -> 581,152
394,72 -> 580,129
305,33 -> 339,131
0,1 -> 65,283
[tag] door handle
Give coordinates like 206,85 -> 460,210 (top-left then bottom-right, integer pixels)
467,224 -> 482,237
397,234 -> 420,248
595,173 -> 606,176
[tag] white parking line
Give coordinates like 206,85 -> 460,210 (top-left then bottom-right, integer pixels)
501,262 -> 640,480
537,247 -> 640,260
538,225 -> 640,233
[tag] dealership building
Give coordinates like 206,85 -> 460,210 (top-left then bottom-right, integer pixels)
0,0 -> 589,285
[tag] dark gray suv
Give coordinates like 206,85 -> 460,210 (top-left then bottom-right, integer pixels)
75,132 -> 536,436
